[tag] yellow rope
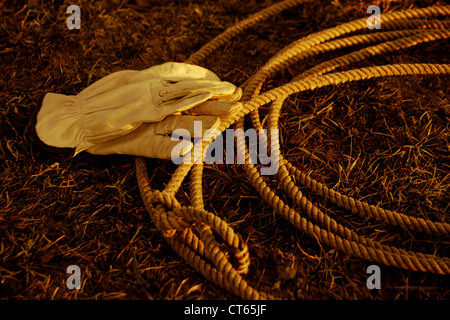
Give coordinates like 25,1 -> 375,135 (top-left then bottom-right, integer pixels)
135,1 -> 450,299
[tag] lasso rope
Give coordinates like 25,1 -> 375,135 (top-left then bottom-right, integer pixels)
135,1 -> 450,299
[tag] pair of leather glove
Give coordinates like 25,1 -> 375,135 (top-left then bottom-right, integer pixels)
35,62 -> 242,159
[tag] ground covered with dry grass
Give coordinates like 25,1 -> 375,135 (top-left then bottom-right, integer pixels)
0,0 -> 449,300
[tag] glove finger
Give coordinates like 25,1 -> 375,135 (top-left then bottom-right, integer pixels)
86,123 -> 193,160
186,100 -> 243,116
160,79 -> 237,102
153,115 -> 220,137
141,62 -> 221,81
211,87 -> 242,102
80,61 -> 220,99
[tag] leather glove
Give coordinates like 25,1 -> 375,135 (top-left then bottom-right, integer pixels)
86,114 -> 219,160
35,62 -> 242,157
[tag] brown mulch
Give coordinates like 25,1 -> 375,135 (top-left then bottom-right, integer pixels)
0,0 -> 448,300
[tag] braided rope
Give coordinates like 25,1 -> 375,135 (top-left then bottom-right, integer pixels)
135,1 -> 450,299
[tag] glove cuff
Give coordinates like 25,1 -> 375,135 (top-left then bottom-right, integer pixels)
35,93 -> 84,150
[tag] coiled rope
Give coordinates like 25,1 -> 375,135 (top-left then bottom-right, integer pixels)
135,0 -> 450,299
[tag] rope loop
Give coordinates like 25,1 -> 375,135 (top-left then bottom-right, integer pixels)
173,206 -> 251,274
